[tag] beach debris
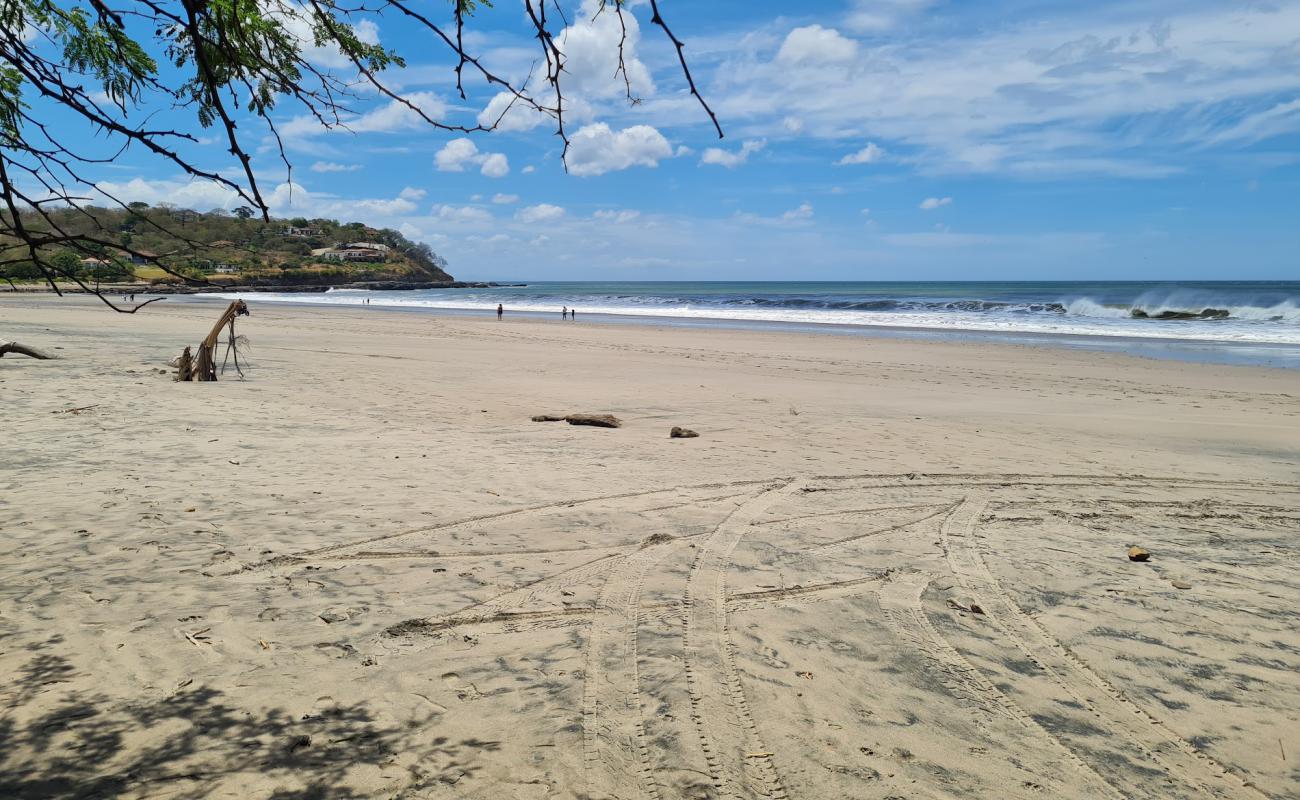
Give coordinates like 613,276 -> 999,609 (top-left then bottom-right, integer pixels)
566,413 -> 622,428
641,532 -> 676,548
670,426 -> 699,438
318,607 -> 356,624
0,341 -> 55,359
795,670 -> 815,680
531,414 -> 566,422
176,300 -> 250,381
745,752 -> 775,759
1171,579 -> 1193,590
52,404 -> 98,415
285,734 -> 312,753
947,598 -> 985,615
183,627 -> 212,647
1127,546 -> 1150,562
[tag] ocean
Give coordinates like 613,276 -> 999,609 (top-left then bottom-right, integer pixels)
214,281 -> 1300,368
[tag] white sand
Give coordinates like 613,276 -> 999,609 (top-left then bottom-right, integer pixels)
2,295 -> 1298,799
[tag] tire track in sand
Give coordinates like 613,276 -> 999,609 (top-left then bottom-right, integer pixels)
942,494 -> 1270,800
681,481 -> 800,800
581,537 -> 683,800
877,569 -> 1122,799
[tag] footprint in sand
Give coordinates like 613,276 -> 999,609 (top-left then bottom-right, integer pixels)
441,671 -> 482,701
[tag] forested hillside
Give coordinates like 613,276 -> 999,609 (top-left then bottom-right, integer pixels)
0,204 -> 453,285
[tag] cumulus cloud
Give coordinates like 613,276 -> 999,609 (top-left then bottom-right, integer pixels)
477,91 -> 548,132
310,161 -> 362,173
919,196 -> 952,210
837,142 -> 885,165
492,193 -> 520,204
434,138 -> 510,178
566,123 -> 673,177
480,152 -> 510,178
700,139 -> 766,168
516,204 -> 566,223
558,0 -> 655,99
777,25 -> 858,65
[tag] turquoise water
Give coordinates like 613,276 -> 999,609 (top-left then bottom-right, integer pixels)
215,280 -> 1300,368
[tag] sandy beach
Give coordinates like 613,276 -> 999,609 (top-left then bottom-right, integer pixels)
2,294 -> 1298,800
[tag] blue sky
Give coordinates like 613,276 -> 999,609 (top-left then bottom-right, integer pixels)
69,0 -> 1300,280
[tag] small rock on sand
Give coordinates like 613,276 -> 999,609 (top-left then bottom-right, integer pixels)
1127,546 -> 1150,562
566,413 -> 621,428
670,426 -> 699,438
1171,579 -> 1193,590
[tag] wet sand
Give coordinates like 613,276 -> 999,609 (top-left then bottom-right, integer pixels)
2,294 -> 1298,799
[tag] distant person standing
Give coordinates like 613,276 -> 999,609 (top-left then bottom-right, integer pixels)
570,307 -> 576,321
497,303 -> 504,321
562,306 -> 568,320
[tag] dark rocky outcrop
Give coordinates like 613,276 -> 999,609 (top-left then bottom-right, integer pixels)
670,426 -> 699,438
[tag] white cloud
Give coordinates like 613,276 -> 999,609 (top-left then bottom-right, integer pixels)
479,153 -> 510,178
700,139 -> 766,168
777,25 -> 858,65
566,123 -> 674,177
434,138 -> 510,178
282,92 -> 446,138
310,161 -> 361,173
709,4 -> 1300,178
919,196 -> 952,210
477,91 -> 549,132
558,0 -> 655,99
845,0 -> 938,33
430,204 -> 494,224
272,6 -> 381,69
782,202 -> 815,221
435,139 -> 481,172
593,209 -> 641,223
492,193 -> 520,204
838,142 -> 886,165
516,203 -> 566,223
521,165 -> 536,174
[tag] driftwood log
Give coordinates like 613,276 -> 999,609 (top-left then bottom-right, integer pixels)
178,301 -> 249,381
0,341 -> 54,359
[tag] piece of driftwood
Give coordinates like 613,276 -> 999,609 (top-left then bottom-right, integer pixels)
179,301 -> 249,381
175,346 -> 193,382
0,341 -> 54,359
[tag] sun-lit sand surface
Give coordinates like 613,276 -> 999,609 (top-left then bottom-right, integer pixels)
2,295 -> 1298,799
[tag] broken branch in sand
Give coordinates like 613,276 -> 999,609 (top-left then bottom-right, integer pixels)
0,341 -> 55,359
176,301 -> 250,381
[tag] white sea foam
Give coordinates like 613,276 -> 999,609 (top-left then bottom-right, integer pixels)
211,289 -> 1300,345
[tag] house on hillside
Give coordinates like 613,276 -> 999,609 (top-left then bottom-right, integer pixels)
311,245 -> 387,263
343,241 -> 391,253
79,257 -> 112,269
213,263 -> 238,274
282,226 -> 323,237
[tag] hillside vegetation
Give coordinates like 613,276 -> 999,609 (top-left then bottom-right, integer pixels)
0,204 -> 454,286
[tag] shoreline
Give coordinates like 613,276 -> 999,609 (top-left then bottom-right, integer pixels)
175,290 -> 1300,370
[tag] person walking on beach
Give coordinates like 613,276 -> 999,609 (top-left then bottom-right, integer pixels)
562,306 -> 568,320
497,303 -> 504,321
